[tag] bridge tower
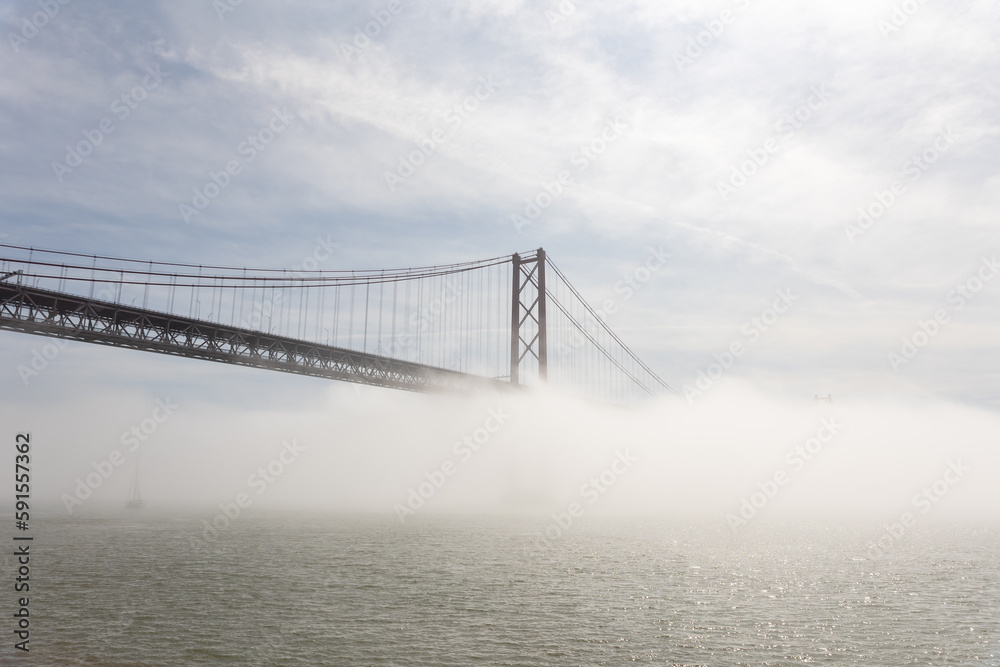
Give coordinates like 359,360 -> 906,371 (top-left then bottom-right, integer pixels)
509,248 -> 547,385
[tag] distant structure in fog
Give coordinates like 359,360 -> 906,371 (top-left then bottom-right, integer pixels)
126,456 -> 146,509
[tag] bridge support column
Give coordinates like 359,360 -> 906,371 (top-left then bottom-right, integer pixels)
510,253 -> 521,385
509,248 -> 547,386
537,248 -> 547,381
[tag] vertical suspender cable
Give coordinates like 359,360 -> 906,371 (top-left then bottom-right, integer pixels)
302,285 -> 309,340
348,281 -> 355,348
142,261 -> 151,309
318,282 -> 325,342
390,280 -> 397,354
168,273 -> 176,314
332,284 -> 340,346
403,279 -> 410,360
363,279 -> 370,352
377,273 -> 384,353
416,277 -> 422,362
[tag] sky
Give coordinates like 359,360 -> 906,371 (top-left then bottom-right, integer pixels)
0,0 -> 997,525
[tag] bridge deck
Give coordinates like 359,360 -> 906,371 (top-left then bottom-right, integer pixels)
0,282 -> 514,394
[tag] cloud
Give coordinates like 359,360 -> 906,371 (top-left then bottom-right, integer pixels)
0,0 -> 997,444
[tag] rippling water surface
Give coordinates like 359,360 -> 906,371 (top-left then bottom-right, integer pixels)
5,514 -> 999,665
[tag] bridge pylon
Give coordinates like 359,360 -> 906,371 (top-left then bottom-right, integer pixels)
509,248 -> 547,385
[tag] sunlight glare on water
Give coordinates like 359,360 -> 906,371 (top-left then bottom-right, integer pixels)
9,514 -> 998,666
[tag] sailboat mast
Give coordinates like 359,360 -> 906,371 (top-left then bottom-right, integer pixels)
127,453 -> 145,509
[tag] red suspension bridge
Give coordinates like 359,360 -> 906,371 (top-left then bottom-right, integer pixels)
0,244 -> 675,404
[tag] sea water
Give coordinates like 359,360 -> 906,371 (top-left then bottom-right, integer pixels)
2,514 -> 997,666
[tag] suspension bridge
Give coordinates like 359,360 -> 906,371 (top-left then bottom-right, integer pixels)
0,244 -> 675,404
